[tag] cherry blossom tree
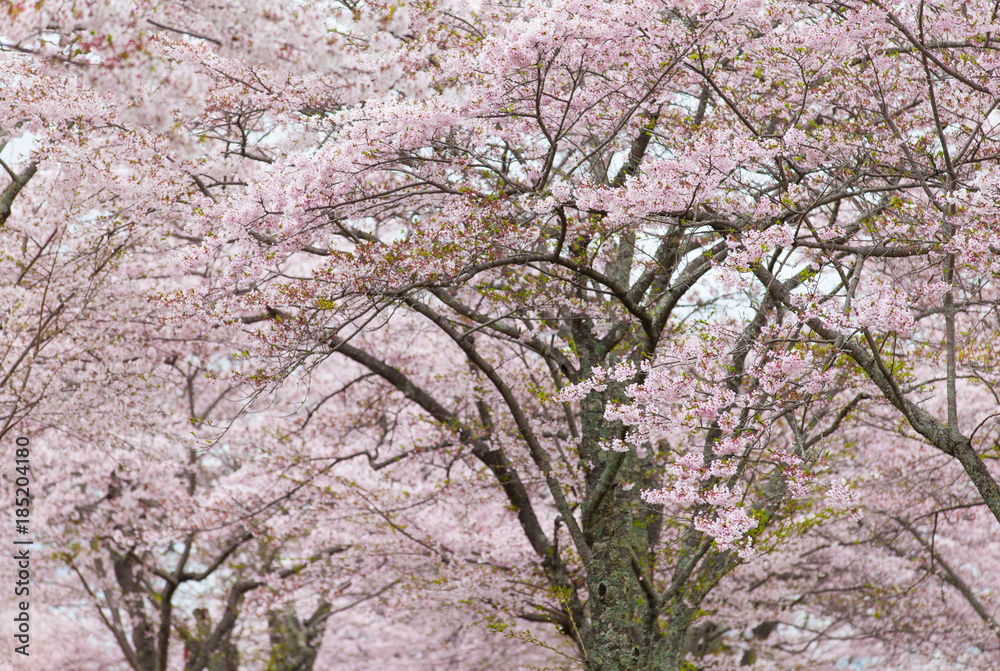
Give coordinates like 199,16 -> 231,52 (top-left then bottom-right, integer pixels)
3,1 -> 1000,670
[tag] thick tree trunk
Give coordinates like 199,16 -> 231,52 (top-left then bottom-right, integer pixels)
576,356 -> 697,671
184,609 -> 239,671
266,603 -> 329,671
585,496 -> 644,670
